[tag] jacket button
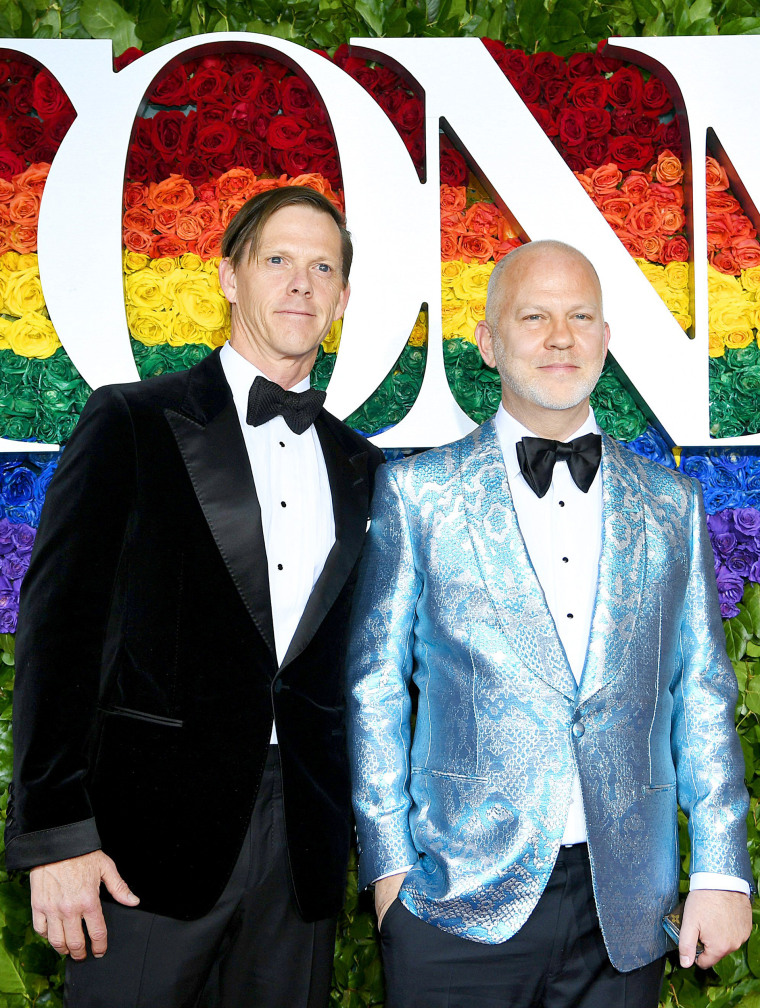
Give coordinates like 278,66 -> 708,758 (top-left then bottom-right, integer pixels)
572,722 -> 585,738
273,680 -> 282,694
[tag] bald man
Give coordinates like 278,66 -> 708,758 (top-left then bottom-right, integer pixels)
346,241 -> 752,1008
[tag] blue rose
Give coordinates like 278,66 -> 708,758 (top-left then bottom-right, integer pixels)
623,426 -> 675,469
0,466 -> 35,508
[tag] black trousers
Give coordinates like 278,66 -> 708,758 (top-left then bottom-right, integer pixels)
65,747 -> 336,1008
380,844 -> 665,1008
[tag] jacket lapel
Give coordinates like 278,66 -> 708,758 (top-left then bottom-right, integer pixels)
164,351 -> 276,660
460,421 -> 577,700
577,436 -> 645,705
280,412 -> 371,670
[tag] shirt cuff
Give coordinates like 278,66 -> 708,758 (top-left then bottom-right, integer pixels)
690,872 -> 751,897
373,865 -> 414,884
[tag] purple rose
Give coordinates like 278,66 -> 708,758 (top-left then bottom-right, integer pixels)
707,511 -> 734,537
712,532 -> 737,558
0,517 -> 14,556
734,508 -> 760,537
727,549 -> 756,577
0,607 -> 18,632
715,565 -> 745,617
10,523 -> 35,555
750,559 -> 760,583
0,554 -> 29,580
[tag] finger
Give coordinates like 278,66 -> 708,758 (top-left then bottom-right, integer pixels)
62,915 -> 88,962
83,905 -> 108,958
100,860 -> 139,907
679,920 -> 701,968
31,908 -> 48,938
45,917 -> 69,957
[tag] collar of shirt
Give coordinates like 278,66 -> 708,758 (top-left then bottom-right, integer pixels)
220,341 -> 311,426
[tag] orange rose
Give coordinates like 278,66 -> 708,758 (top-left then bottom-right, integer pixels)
732,237 -> 760,270
0,179 -> 14,204
9,192 -> 39,226
662,235 -> 689,262
9,224 -> 37,254
148,174 -> 195,211
660,206 -> 686,235
493,238 -> 522,262
124,206 -> 154,233
641,234 -> 664,262
705,157 -> 728,192
441,231 -> 459,260
288,173 -> 342,210
573,172 -> 594,198
619,171 -> 650,204
196,181 -> 217,204
220,199 -> 246,229
153,208 -> 179,236
153,234 -> 185,258
124,229 -> 153,255
457,234 -> 495,263
726,214 -> 756,240
654,149 -> 683,186
441,209 -> 464,230
14,163 -> 49,196
626,201 -> 663,237
590,163 -> 623,196
706,217 -> 732,252
600,194 -> 633,219
216,167 -> 258,202
707,192 -> 740,215
710,248 -> 739,274
616,229 -> 644,257
601,210 -> 626,232
190,203 -> 220,230
176,214 -> 204,243
440,185 -> 466,214
124,182 -> 148,210
463,202 -> 500,237
196,226 -> 225,260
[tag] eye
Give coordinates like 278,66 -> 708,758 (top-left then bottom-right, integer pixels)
315,263 -> 331,273
268,255 -> 283,265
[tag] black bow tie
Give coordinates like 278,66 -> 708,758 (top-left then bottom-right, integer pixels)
246,375 -> 326,435
516,433 -> 602,499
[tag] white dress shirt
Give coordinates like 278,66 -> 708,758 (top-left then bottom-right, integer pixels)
220,341 -> 335,744
493,404 -> 748,894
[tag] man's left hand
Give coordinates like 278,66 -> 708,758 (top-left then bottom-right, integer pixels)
679,889 -> 752,969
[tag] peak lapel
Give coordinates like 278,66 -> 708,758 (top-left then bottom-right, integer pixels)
279,413 -> 370,670
164,353 -> 276,660
460,422 -> 577,701
577,437 -> 645,706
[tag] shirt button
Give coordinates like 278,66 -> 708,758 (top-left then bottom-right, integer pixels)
558,500 -> 565,507
279,441 -> 285,448
562,557 -> 569,563
567,613 -> 574,619
277,563 -> 283,571
281,501 -> 287,508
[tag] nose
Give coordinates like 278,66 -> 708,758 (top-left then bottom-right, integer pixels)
546,317 -> 574,349
289,266 -> 312,297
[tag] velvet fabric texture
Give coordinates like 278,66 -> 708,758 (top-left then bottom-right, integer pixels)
6,348 -> 383,922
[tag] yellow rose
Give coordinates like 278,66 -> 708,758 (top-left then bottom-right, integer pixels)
664,261 -> 689,291
127,305 -> 171,346
708,331 -> 725,358
173,274 -> 229,331
124,269 -> 169,311
408,312 -> 427,347
663,290 -> 689,316
463,298 -> 487,342
0,316 -> 12,349
636,259 -> 664,286
441,300 -> 468,340
708,264 -> 741,298
441,260 -> 465,301
671,311 -> 692,332
170,316 -> 207,345
123,250 -> 150,274
1,251 -> 20,273
4,266 -> 45,316
322,319 -> 341,354
452,261 -> 493,301
204,257 -> 222,276
7,311 -> 60,358
724,328 -> 755,349
742,266 -> 760,293
152,257 -> 178,276
204,328 -> 228,349
179,253 -> 204,272
710,295 -> 754,333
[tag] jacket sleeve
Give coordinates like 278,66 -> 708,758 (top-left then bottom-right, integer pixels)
671,478 -> 754,888
6,385 -> 136,870
346,462 -> 421,889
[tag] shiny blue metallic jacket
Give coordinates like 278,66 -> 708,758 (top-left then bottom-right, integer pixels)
346,421 -> 752,970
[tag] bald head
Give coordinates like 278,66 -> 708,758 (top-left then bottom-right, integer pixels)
485,240 -> 604,328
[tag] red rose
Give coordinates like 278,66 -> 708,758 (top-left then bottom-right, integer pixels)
29,142 -> 58,164
126,147 -> 152,183
276,147 -> 311,177
42,109 -> 75,146
178,155 -> 211,188
582,108 -> 611,140
439,146 -> 467,187
542,79 -> 567,109
561,151 -> 586,174
229,67 -> 263,102
660,120 -> 682,153
395,96 -> 423,133
32,70 -> 70,117
513,71 -> 541,105
528,104 -> 558,138
114,48 -> 142,72
402,135 -> 424,177
11,117 -> 43,153
151,111 -> 186,158
352,65 -> 382,97
501,49 -> 530,78
377,89 -> 406,119
481,38 -> 511,73
557,108 -> 586,147
611,109 -> 634,134
629,115 -> 661,142
196,121 -> 238,156
641,77 -> 672,117
234,136 -> 270,175
607,68 -> 644,111
9,60 -> 33,82
148,66 -> 190,107
196,98 -> 231,124
580,137 -> 610,167
281,77 -> 319,119
9,80 -> 32,115
305,154 -> 341,189
261,58 -> 288,83
531,52 -> 566,83
607,135 -> 653,171
662,235 -> 689,262
131,118 -> 154,154
593,42 -> 623,75
188,67 -> 230,102
266,115 -> 307,150
568,78 -> 608,111
332,45 -> 366,76
566,53 -> 597,80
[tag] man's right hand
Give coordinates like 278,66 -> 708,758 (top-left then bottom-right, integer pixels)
30,850 -> 139,960
374,871 -> 407,930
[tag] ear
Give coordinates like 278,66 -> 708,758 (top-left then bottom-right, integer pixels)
602,321 -> 611,357
475,319 -> 496,368
218,258 -> 237,305
332,280 -> 350,323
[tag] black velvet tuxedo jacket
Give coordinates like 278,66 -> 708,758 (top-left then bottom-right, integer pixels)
5,348 -> 383,921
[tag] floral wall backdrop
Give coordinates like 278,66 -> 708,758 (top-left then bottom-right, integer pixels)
0,4 -> 759,1005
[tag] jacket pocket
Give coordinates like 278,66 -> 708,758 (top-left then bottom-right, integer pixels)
101,705 -> 184,728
